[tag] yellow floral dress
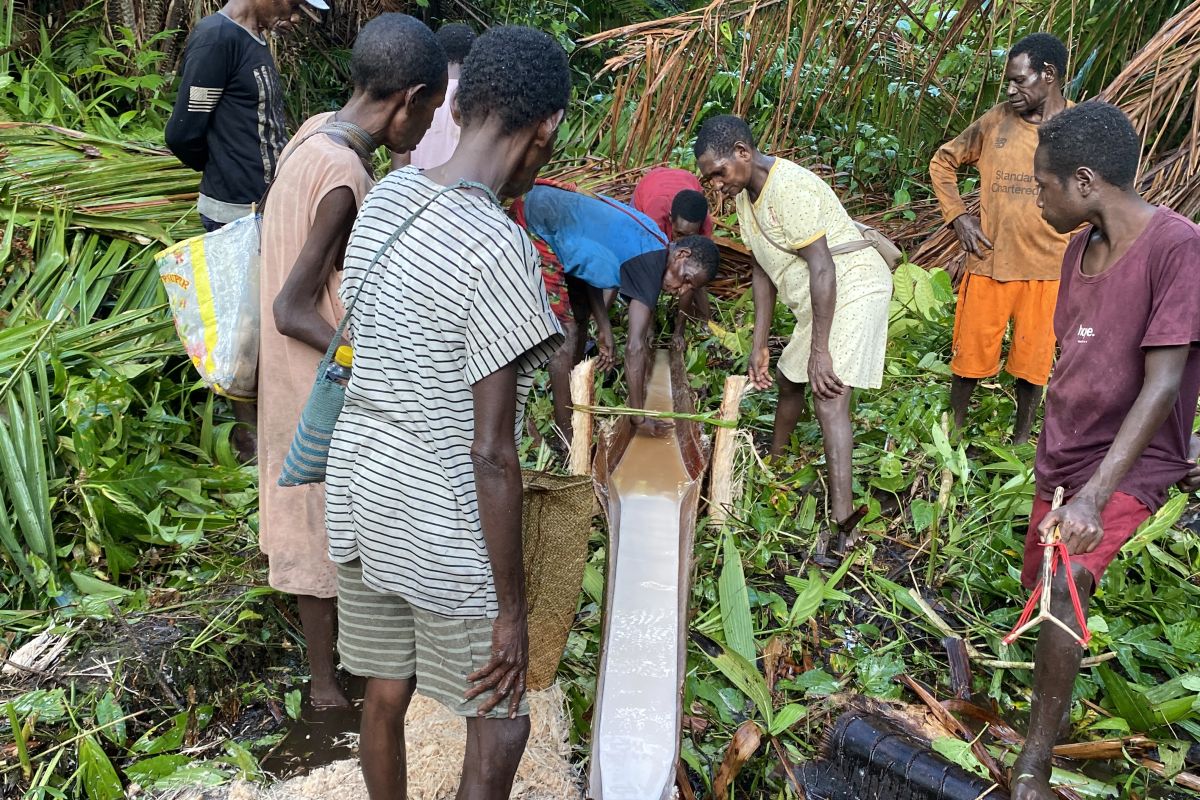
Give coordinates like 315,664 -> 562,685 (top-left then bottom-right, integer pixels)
735,158 -> 893,388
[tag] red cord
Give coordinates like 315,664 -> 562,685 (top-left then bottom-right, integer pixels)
1052,541 -> 1092,646
1001,541 -> 1091,647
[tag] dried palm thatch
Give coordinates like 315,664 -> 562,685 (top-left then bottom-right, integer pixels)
577,0 -> 1021,167
1102,0 -> 1200,217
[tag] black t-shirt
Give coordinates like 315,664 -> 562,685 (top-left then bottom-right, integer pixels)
619,249 -> 669,309
165,13 -> 288,205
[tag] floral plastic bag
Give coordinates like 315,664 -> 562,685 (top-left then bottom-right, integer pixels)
155,214 -> 261,399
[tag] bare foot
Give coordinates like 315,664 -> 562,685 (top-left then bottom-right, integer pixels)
310,678 -> 351,710
1010,752 -> 1054,800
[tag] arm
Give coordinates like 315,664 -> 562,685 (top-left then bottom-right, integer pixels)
796,236 -> 846,400
464,362 -> 528,718
929,117 -> 992,262
748,257 -> 777,390
164,38 -> 227,172
625,298 -> 671,435
1040,345 -> 1191,553
588,284 -> 615,371
272,187 -> 358,352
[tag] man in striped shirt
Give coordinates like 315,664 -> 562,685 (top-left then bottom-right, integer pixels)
324,26 -> 570,799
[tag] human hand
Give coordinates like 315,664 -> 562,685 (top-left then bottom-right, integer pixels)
671,329 -> 686,353
633,416 -> 674,438
748,346 -> 773,390
465,611 -> 528,718
1178,435 -> 1200,492
951,215 -> 993,257
1037,494 -> 1104,555
596,327 -> 615,372
807,350 -> 846,400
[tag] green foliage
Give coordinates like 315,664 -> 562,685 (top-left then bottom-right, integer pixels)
0,12 -> 176,140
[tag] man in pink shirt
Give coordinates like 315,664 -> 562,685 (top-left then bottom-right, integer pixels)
391,23 -> 474,170
632,166 -> 714,240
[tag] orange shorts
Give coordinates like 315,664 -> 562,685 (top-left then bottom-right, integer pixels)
951,271 -> 1058,385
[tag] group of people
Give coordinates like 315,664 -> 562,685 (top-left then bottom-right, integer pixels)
164,3 -> 1200,797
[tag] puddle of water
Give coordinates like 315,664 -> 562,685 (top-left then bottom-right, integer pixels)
259,679 -> 364,780
594,351 -> 694,800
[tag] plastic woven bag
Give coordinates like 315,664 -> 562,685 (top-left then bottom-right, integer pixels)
155,214 -> 261,399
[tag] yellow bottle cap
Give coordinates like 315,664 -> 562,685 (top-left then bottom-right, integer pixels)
334,345 -> 353,368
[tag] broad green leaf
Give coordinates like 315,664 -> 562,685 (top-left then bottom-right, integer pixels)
78,734 -> 122,800
1097,664 -> 1157,731
931,737 -> 988,778
69,572 -> 132,598
285,689 -> 302,721
94,691 -> 126,746
768,703 -> 807,735
786,570 -> 824,628
719,533 -> 756,662
696,636 -> 774,728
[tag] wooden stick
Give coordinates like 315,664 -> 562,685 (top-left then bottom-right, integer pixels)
568,358 -> 596,477
708,375 -> 748,527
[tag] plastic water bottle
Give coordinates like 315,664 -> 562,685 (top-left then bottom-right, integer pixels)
326,345 -> 352,386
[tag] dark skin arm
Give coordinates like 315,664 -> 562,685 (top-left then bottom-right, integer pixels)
626,298 -> 671,436
796,236 -> 846,401
272,187 -> 358,353
748,258 -> 777,390
464,362 -> 528,718
1039,345 -> 1191,553
588,284 -> 615,371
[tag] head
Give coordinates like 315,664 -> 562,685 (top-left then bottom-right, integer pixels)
456,26 -> 571,198
670,189 -> 709,239
249,0 -> 324,34
663,235 -> 720,296
437,23 -> 476,65
693,115 -> 758,199
1034,101 -> 1141,233
1006,33 -> 1068,114
349,14 -> 448,153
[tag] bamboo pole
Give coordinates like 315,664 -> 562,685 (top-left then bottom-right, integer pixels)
708,375 -> 749,526
568,358 -> 596,477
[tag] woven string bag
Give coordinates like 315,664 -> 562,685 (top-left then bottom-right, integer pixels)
522,470 -> 596,691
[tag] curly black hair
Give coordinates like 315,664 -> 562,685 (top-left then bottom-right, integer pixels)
1038,101 -> 1140,188
456,26 -> 570,135
693,114 -> 756,159
1010,32 -> 1069,80
670,189 -> 708,224
350,14 -> 447,101
675,235 -> 720,282
437,22 -> 476,64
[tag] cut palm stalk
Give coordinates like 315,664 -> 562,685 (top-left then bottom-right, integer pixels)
568,358 -> 596,477
707,375 -> 748,527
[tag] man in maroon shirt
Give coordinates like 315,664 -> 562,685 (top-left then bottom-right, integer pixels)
1013,100 -> 1200,798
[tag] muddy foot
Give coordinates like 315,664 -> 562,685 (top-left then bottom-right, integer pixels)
1010,752 -> 1055,800
309,679 -> 351,711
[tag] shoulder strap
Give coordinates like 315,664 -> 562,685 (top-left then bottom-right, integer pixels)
259,119 -> 378,214
747,200 -> 872,258
318,179 -> 500,368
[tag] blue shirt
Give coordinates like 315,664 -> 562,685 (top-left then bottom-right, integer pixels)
520,185 -> 667,290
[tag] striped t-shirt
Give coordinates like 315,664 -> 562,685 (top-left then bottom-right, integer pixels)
325,168 -> 563,618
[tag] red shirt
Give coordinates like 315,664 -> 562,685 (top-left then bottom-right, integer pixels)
1036,207 -> 1200,511
631,167 -> 713,240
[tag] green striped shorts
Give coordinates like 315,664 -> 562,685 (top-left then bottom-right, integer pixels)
336,560 -> 530,719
